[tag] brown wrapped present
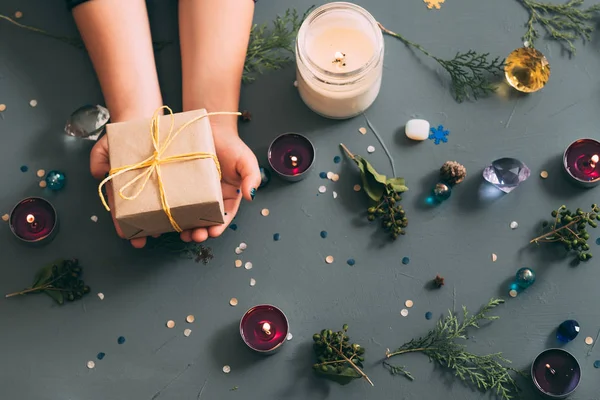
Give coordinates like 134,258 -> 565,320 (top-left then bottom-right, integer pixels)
100,108 -> 226,239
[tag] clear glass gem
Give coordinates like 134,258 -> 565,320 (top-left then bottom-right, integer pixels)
557,320 -> 580,343
64,105 -> 110,140
45,170 -> 66,191
483,158 -> 530,193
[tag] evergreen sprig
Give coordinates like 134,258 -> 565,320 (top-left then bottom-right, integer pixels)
243,7 -> 313,83
378,23 -> 504,102
530,204 -> 599,262
147,234 -> 214,264
384,298 -> 523,400
519,0 -> 600,55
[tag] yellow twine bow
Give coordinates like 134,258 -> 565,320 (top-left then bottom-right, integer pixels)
98,106 -> 240,232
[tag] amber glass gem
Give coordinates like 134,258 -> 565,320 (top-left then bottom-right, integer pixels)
504,47 -> 550,93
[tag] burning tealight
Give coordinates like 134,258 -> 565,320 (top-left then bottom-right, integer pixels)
531,348 -> 581,399
240,304 -> 289,354
563,138 -> 600,187
268,133 -> 315,182
9,197 -> 58,245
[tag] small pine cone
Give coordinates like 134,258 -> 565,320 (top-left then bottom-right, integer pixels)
440,161 -> 467,186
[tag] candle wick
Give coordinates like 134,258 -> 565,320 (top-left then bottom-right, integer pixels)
26,214 -> 35,224
545,363 -> 556,375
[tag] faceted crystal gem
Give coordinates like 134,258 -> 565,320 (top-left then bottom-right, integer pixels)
515,267 -> 535,289
65,105 -> 110,141
504,47 -> 550,93
45,170 -> 66,191
483,158 -> 530,193
259,166 -> 271,188
432,182 -> 451,202
557,320 -> 580,343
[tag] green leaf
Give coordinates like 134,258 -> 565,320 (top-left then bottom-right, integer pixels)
31,261 -> 59,287
315,366 -> 361,385
354,155 -> 386,202
43,290 -> 64,305
386,177 -> 409,193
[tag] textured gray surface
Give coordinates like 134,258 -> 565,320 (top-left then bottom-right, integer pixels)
1,0 -> 600,399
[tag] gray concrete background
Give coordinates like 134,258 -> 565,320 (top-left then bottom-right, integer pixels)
1,0 -> 600,399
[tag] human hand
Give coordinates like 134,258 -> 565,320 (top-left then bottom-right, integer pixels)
179,124 -> 261,243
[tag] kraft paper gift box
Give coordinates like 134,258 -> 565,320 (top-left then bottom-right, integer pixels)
105,109 -> 225,239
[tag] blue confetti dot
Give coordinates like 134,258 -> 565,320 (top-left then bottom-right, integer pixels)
229,224 -> 238,231
594,360 -> 600,368
425,312 -> 433,320
596,238 -> 600,245
273,233 -> 280,241
97,352 -> 105,360
117,336 -> 126,345
402,257 -> 410,265
347,258 -> 356,266
236,189 -> 240,194
320,230 -> 328,238
20,165 -> 28,172
319,172 -> 327,179
333,156 -> 341,164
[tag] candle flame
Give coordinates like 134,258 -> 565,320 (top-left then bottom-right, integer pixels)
545,363 -> 556,375
262,322 -> 271,335
290,155 -> 298,168
592,154 -> 599,164
26,214 -> 35,224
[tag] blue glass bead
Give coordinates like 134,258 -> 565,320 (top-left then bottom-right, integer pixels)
594,360 -> 600,368
333,156 -> 341,164
402,257 -> 410,265
347,258 -> 355,266
515,267 -> 535,289
557,320 -> 580,343
20,165 -> 28,172
97,352 -> 105,360
117,336 -> 126,344
320,230 -> 328,238
319,172 -> 327,179
432,182 -> 451,202
425,312 -> 433,320
259,167 -> 271,188
596,238 -> 600,246
273,233 -> 280,241
45,170 -> 66,191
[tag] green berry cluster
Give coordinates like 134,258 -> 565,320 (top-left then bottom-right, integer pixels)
532,204 -> 599,262
367,185 -> 408,240
312,324 -> 372,385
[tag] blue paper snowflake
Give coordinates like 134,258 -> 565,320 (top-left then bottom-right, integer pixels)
429,125 -> 449,145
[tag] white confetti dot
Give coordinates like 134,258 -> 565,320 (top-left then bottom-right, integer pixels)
90,215 -> 98,223
261,208 -> 270,216
245,262 -> 253,270
405,300 -> 414,308
29,99 -> 37,107
1,214 -> 9,222
293,80 -> 298,87
250,278 -> 256,286
358,127 -> 367,135
184,329 -> 192,337
97,292 -> 104,300
37,169 -> 45,178
87,361 -> 95,369
39,180 -> 47,188
509,290 -> 518,298
325,255 -> 334,264
223,365 -> 231,374
229,298 -> 238,306
235,260 -> 242,268
326,172 -> 334,179
235,247 -> 242,254
510,221 -> 519,230
367,145 -> 375,153
585,336 -> 594,345
332,191 -> 338,199
318,185 -> 327,193
353,184 -> 361,192
239,242 -> 247,250
0,104 -> 6,112
186,315 -> 195,323
286,332 -> 293,341
540,170 -> 549,179
491,253 -> 497,262
331,174 -> 339,182
166,320 -> 175,329
14,11 -> 23,18
523,40 -> 530,47
400,309 -> 409,317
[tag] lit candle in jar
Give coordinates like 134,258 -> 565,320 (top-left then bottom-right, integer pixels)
9,197 -> 58,245
563,138 -> 600,187
531,348 -> 581,399
240,305 -> 289,354
295,2 -> 384,119
268,133 -> 315,182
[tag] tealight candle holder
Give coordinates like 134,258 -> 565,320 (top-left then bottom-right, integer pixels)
240,304 -> 289,354
531,348 -> 581,399
295,2 -> 384,119
563,138 -> 600,187
267,133 -> 315,182
9,197 -> 58,246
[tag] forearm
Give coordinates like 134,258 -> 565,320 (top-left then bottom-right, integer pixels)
72,0 -> 162,122
178,0 -> 254,128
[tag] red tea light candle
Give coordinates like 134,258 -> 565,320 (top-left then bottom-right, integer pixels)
9,197 -> 58,245
240,304 -> 289,354
531,348 -> 581,399
268,133 -> 315,182
563,138 -> 600,187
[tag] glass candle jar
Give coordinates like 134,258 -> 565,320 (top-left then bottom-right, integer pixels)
295,2 -> 384,119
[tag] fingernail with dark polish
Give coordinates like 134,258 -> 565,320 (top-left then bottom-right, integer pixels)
250,188 -> 256,200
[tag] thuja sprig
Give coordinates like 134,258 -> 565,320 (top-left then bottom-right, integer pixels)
384,298 -> 523,400
6,259 -> 90,305
243,7 -> 314,83
378,23 -> 504,102
518,0 -> 600,55
147,233 -> 214,264
530,204 -> 599,262
340,144 -> 408,241
312,324 -> 374,386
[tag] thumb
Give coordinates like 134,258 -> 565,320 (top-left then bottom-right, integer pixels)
237,149 -> 261,202
90,136 -> 110,180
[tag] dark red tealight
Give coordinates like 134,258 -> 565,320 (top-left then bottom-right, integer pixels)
531,348 -> 581,399
268,133 -> 315,182
563,138 -> 600,187
240,304 -> 289,354
9,197 -> 58,245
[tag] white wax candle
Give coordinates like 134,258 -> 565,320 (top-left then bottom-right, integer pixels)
296,3 -> 384,119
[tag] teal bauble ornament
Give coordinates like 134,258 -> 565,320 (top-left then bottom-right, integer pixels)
45,170 -> 66,191
515,267 -> 535,289
432,182 -> 452,202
